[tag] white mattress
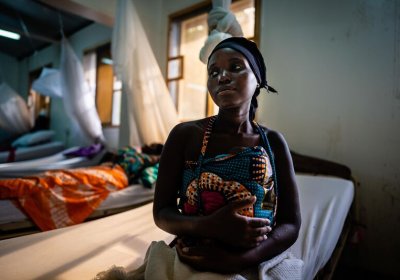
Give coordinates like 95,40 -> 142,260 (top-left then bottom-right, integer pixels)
0,141 -> 65,163
0,184 -> 154,225
0,174 -> 354,280
289,174 -> 354,279
0,147 -> 105,178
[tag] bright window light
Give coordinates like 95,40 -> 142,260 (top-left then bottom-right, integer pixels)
0,29 -> 20,40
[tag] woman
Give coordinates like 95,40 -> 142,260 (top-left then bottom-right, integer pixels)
153,37 -> 301,274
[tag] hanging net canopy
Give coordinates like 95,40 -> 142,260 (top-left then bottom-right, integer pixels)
32,68 -> 63,99
30,39 -> 105,146
0,81 -> 32,135
59,37 -> 105,145
112,0 -> 179,147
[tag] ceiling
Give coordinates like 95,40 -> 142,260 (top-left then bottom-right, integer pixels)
0,0 -> 107,60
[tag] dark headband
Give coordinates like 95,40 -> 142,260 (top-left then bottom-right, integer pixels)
208,37 -> 268,89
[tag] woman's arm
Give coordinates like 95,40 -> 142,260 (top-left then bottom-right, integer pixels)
175,130 -> 301,273
153,122 -> 200,236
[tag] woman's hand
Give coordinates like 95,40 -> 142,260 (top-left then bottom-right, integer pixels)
175,238 -> 245,274
207,196 -> 272,248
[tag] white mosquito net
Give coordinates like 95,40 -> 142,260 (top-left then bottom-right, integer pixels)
0,81 -> 32,135
32,67 -> 62,99
59,37 -> 105,145
112,0 -> 179,147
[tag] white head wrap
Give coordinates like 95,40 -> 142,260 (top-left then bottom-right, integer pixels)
199,1 -> 243,64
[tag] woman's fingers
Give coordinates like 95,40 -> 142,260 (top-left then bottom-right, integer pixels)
248,217 -> 270,227
241,225 -> 273,247
250,226 -> 272,237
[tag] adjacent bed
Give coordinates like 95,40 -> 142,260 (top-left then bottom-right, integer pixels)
0,146 -> 159,239
0,141 -> 65,164
0,146 -> 106,178
0,183 -> 155,238
0,173 -> 354,280
0,130 -> 65,164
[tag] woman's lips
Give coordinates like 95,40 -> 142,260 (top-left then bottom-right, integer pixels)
217,88 -> 235,95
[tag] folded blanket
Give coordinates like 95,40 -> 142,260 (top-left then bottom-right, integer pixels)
93,241 -> 303,280
0,165 -> 128,230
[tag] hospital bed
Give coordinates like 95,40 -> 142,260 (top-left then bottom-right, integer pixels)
0,146 -> 106,178
0,168 -> 355,280
0,141 -> 65,164
0,183 -> 155,238
0,145 -> 159,239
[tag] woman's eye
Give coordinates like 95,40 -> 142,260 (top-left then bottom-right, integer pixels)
209,70 -> 219,77
231,64 -> 242,71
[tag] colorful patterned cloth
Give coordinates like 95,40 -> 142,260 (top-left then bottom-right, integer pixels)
116,146 -> 159,184
140,163 -> 159,189
180,116 -> 278,224
0,165 -> 128,231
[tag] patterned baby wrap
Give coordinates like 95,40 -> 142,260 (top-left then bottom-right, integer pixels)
180,116 -> 278,225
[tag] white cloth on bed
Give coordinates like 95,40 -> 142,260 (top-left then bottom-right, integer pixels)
94,241 -> 303,280
288,175 -> 354,280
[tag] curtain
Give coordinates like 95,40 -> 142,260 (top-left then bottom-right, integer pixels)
0,82 -> 32,135
199,0 -> 243,64
112,0 -> 179,146
60,38 -> 105,145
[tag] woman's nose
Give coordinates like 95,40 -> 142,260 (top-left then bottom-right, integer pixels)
218,70 -> 231,84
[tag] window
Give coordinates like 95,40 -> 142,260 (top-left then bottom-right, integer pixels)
28,65 -> 52,130
83,43 -> 121,127
168,0 -> 259,122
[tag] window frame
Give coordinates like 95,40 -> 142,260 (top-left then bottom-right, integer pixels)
83,42 -> 121,128
28,64 -> 52,123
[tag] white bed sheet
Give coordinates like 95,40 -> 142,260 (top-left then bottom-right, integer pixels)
0,184 -> 154,225
0,141 -> 65,163
289,174 -> 354,279
0,174 -> 354,280
0,147 -> 105,178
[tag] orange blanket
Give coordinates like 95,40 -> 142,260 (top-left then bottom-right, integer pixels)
0,164 -> 128,231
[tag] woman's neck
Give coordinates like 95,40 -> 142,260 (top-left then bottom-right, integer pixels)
215,110 -> 254,135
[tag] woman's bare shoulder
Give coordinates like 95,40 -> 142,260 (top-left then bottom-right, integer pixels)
258,124 -> 280,139
164,118 -> 212,154
257,124 -> 288,151
167,118 -> 213,159
169,118 -> 211,138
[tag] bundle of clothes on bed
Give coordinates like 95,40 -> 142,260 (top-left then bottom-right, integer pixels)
0,144 -> 163,231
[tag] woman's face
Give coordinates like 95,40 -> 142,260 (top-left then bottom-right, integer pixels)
207,48 -> 258,110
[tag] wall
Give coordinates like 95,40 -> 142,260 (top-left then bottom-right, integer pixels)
258,0 -> 400,276
0,52 -> 19,90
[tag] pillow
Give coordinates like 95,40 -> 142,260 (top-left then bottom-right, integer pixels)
12,130 -> 55,148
